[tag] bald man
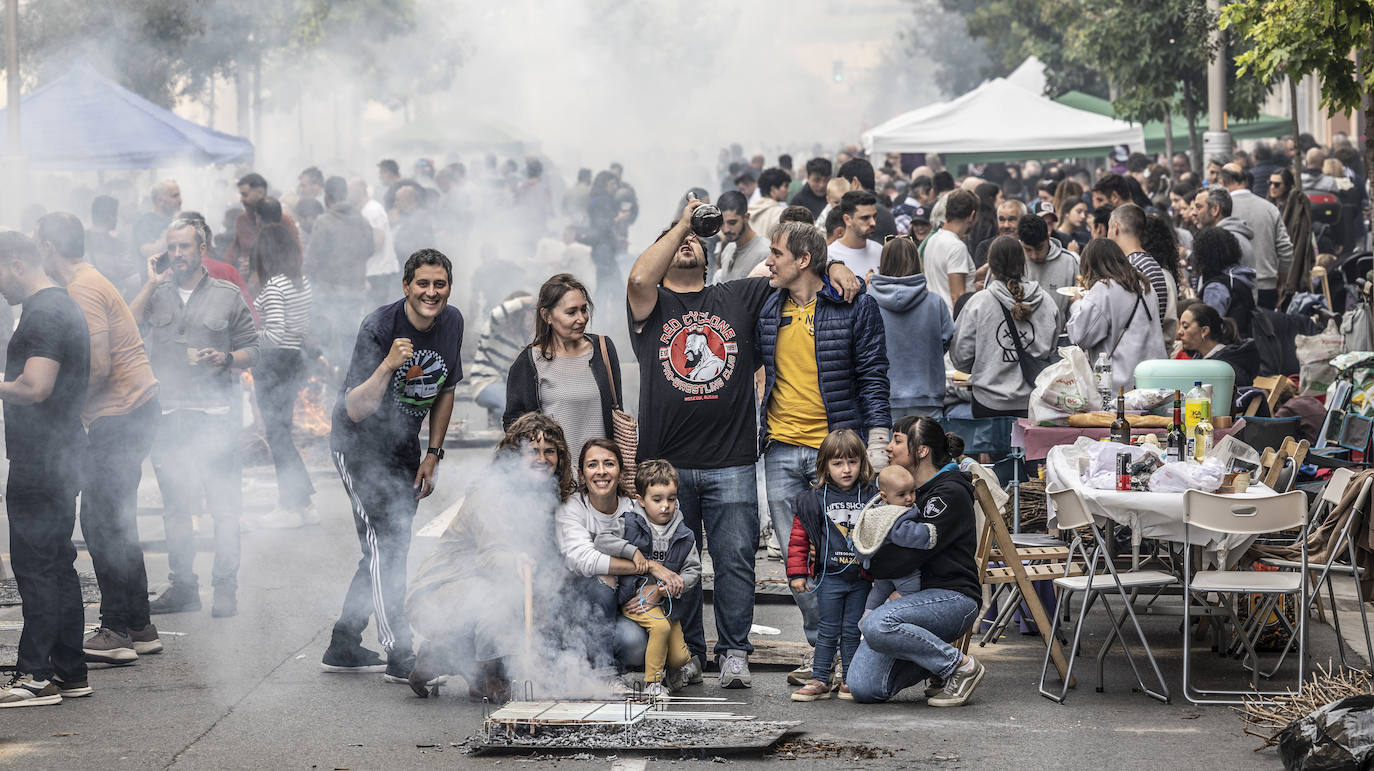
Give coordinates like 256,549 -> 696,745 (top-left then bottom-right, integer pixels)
133,180 -> 183,258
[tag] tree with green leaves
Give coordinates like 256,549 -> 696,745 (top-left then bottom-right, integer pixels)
1221,0 -> 1374,197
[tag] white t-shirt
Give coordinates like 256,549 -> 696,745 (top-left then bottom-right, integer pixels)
922,228 -> 975,310
361,199 -> 397,277
828,239 -> 884,279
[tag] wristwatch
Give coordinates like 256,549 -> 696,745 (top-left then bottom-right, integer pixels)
426,447 -> 445,460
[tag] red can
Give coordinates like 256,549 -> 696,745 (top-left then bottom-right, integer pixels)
1116,452 -> 1131,491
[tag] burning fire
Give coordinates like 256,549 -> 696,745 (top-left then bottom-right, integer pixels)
294,376 -> 333,438
240,371 -> 332,439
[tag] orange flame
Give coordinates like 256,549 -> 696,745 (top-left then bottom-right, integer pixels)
294,375 -> 332,438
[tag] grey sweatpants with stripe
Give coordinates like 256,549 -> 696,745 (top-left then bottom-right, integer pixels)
330,450 -> 419,659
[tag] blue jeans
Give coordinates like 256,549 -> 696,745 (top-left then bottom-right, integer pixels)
811,570 -> 868,683
848,588 -> 980,703
764,442 -> 820,646
564,575 -> 618,670
676,463 -> 758,658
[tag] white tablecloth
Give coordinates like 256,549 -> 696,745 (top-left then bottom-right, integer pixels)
1045,439 -> 1267,568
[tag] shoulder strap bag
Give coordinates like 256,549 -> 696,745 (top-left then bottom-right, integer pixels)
597,335 -> 638,485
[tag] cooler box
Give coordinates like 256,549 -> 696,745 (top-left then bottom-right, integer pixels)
1133,359 -> 1235,418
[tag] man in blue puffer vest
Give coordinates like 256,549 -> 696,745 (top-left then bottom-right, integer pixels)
756,221 -> 890,684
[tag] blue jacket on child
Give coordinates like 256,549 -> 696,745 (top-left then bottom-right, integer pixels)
616,506 -> 702,622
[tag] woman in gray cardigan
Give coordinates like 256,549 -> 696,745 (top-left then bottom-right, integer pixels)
1065,238 -> 1166,390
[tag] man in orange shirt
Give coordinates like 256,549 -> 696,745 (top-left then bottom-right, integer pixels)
36,213 -> 163,665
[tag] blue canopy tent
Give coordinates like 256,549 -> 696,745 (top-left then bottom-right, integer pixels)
0,62 -> 253,170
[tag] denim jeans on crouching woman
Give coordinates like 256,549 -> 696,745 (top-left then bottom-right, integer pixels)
847,588 -> 980,703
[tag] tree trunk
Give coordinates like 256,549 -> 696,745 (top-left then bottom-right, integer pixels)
1164,104 -> 1175,166
1184,81 -> 1202,173
1363,41 -> 1373,228
1289,74 -> 1303,190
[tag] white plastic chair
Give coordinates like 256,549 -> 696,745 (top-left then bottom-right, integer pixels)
1181,489 -> 1308,705
1038,487 -> 1177,703
1259,473 -> 1374,671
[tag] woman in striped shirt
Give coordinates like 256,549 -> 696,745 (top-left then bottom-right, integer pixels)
253,223 -> 317,527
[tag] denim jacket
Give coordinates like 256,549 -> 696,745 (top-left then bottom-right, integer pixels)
140,268 -> 258,412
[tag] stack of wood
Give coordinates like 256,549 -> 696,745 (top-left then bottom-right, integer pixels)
1003,478 -> 1048,532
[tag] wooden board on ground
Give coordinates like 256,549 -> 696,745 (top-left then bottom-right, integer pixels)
707,638 -> 810,668
701,554 -> 793,597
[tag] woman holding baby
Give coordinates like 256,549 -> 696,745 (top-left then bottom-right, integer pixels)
847,416 -> 985,706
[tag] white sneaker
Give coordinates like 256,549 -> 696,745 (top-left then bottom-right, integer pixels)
256,507 -> 303,529
717,650 -> 752,689
643,682 -> 670,700
765,532 -> 783,560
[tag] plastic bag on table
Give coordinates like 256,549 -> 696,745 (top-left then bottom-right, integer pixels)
1081,441 -> 1163,490
1148,459 -> 1225,492
1209,434 -> 1261,473
1029,345 -> 1097,425
1123,388 -> 1175,412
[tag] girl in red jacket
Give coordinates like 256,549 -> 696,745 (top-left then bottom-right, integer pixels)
786,429 -> 878,701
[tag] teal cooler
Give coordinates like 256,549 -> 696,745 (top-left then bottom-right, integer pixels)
1133,359 -> 1235,418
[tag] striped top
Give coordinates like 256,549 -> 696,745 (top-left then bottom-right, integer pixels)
532,349 -> 602,465
255,274 -> 313,350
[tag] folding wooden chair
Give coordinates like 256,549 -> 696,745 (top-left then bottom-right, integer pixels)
964,476 -> 1081,682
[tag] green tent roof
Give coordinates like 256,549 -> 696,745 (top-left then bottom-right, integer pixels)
1053,91 -> 1290,153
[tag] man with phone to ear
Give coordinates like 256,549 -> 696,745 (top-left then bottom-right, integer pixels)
130,218 -> 258,619
321,248 -> 462,686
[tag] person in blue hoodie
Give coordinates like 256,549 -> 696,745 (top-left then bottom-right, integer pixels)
868,237 -> 952,419
618,460 -> 702,697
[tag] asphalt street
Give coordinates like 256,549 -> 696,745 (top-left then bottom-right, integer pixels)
0,441 -> 1353,770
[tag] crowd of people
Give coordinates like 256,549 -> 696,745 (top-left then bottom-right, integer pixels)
1,129 -> 1369,709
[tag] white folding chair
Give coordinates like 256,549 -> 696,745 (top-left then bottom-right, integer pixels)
1181,490 -> 1308,705
1038,487 -> 1176,704
1259,473 -> 1374,671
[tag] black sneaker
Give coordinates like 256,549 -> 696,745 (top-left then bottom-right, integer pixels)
211,589 -> 237,618
149,583 -> 201,614
52,676 -> 93,698
320,645 -> 386,673
384,653 -> 416,684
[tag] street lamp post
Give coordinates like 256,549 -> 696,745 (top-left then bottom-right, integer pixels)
1204,0 -> 1233,170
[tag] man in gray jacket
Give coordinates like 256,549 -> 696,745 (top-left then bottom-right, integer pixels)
1221,164 -> 1293,309
129,219 -> 258,618
1193,187 -> 1256,273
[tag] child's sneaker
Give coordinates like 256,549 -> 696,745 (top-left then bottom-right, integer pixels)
790,678 -> 832,702
643,682 -> 670,700
836,683 -> 853,701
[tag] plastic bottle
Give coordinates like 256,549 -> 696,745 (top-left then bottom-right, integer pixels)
1184,381 -> 1210,434
1193,415 -> 1214,461
1094,352 -> 1113,410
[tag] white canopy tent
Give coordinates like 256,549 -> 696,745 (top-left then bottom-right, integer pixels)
862,77 -> 1146,164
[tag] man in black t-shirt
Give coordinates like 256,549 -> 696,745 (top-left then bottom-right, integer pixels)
0,232 -> 92,707
627,202 -> 858,689
322,249 -> 463,685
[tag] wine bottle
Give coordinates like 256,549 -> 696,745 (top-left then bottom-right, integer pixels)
1110,386 -> 1131,445
1166,389 -> 1185,462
